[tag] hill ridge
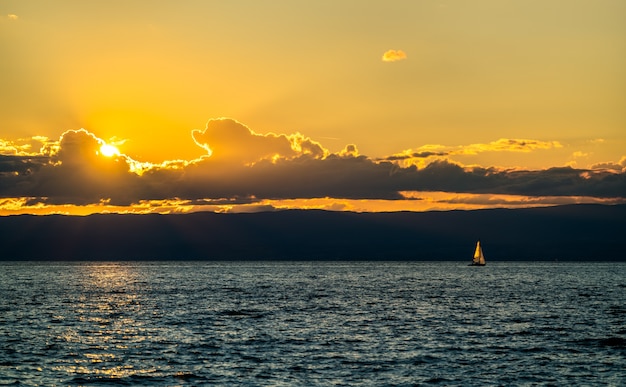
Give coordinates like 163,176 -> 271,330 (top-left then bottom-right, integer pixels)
1,204 -> 624,261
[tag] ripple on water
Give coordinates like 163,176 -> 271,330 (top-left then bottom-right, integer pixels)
0,261 -> 624,386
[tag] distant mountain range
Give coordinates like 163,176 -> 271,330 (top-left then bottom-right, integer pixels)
1,204 -> 625,261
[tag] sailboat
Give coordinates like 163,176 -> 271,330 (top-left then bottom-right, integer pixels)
469,240 -> 486,266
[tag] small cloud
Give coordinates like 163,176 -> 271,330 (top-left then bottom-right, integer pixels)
379,150 -> 447,162
382,49 -> 407,62
339,144 -> 359,158
7,14 -> 18,21
457,138 -> 562,155
591,156 -> 626,172
0,137 -> 50,156
590,161 -> 621,172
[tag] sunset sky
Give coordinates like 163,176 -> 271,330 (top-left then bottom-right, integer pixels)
1,0 -> 625,215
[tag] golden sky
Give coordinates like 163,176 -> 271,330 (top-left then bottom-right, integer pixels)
1,1 -> 625,214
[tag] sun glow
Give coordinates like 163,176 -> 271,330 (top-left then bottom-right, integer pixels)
100,144 -> 120,157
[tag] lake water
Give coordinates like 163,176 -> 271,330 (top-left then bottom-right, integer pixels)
1,261 -> 624,386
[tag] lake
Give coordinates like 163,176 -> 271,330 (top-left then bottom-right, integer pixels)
1,261 -> 624,385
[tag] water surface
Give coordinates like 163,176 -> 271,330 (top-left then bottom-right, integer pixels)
1,261 -> 624,385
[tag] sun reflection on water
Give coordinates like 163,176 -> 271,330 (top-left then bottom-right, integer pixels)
56,263 -> 157,380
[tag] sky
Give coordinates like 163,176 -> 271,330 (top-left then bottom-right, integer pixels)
1,0 -> 625,215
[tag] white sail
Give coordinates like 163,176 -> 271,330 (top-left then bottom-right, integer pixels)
472,240 -> 486,265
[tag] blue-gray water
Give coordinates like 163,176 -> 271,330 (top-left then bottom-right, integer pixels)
1,261 -> 624,386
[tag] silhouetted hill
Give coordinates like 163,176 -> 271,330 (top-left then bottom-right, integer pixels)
1,204 -> 625,261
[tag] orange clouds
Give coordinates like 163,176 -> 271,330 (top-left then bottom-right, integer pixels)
0,136 -> 51,156
191,118 -> 326,164
382,49 -> 407,62
384,139 -> 563,166
0,120 -> 625,214
458,139 -> 563,155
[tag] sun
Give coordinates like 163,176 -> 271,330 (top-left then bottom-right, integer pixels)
100,143 -> 120,157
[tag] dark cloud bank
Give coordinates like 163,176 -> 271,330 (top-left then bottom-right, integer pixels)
0,120 -> 625,205
1,204 -> 625,261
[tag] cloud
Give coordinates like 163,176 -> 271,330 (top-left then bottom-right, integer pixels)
7,14 -> 18,21
0,129 -> 141,205
383,139 -> 562,166
379,151 -> 448,162
422,192 -> 623,207
591,156 -> 626,173
56,129 -> 104,165
382,49 -> 407,62
191,118 -> 326,164
0,137 -> 51,156
1,122 -> 625,209
0,155 -> 46,178
339,144 -> 359,158
456,138 -> 562,155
